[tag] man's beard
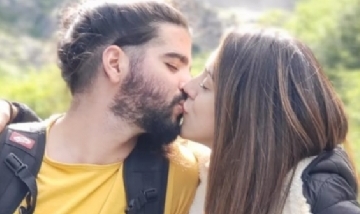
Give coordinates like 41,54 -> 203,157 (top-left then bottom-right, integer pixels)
110,55 -> 185,150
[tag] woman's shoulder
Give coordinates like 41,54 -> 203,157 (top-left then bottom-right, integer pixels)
301,147 -> 360,214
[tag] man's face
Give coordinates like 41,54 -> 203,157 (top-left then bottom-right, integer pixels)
111,23 -> 192,146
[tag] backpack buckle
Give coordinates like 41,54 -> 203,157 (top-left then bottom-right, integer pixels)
19,206 -> 28,214
144,188 -> 158,203
125,188 -> 158,213
5,153 -> 28,176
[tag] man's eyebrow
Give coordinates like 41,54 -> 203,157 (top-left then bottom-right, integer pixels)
163,52 -> 189,64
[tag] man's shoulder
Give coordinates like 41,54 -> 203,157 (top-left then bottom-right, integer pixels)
167,139 -> 211,183
164,140 -> 210,213
168,139 -> 210,169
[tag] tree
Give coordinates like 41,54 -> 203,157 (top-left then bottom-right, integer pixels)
0,65 -> 70,118
285,0 -> 360,70
331,0 -> 360,69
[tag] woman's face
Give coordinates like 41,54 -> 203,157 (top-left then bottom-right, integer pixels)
180,54 -> 216,147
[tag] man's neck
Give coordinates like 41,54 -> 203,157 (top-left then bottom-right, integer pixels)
46,101 -> 142,165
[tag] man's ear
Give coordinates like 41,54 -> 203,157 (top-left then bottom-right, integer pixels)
102,45 -> 129,84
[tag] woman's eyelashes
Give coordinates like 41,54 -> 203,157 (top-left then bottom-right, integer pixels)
199,79 -> 209,90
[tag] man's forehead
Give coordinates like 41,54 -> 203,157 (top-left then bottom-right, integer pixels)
156,24 -> 191,48
144,23 -> 192,64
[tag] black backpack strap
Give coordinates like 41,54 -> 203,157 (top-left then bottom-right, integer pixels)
0,122 -> 46,214
11,102 -> 42,124
124,139 -> 169,214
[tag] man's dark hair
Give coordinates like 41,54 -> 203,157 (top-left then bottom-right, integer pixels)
57,0 -> 188,94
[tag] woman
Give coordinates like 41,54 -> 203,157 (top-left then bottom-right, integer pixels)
183,26 -> 360,214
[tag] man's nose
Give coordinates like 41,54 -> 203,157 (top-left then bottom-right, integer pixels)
182,81 -> 197,100
180,81 -> 187,90
179,72 -> 192,89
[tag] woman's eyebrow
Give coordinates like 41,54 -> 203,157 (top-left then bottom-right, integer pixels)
205,68 -> 213,80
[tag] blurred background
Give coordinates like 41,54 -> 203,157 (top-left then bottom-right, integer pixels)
0,0 -> 359,170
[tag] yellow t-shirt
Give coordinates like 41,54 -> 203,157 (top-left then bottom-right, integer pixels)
14,119 -> 199,214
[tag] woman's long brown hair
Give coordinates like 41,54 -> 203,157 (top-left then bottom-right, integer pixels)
205,27 -> 350,214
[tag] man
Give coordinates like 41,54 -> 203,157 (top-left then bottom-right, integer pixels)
0,1 -> 203,213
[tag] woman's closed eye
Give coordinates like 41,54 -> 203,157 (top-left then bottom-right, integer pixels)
199,81 -> 209,90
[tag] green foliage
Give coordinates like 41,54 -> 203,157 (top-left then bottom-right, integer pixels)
337,71 -> 360,168
192,52 -> 211,76
294,0 -> 360,70
257,9 -> 291,27
260,0 -> 360,71
333,2 -> 360,69
0,65 -> 71,118
0,0 -> 60,38
337,71 -> 360,128
258,0 -> 360,70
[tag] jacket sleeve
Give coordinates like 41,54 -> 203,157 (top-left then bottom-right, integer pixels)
317,201 -> 360,214
311,174 -> 360,214
11,102 -> 42,123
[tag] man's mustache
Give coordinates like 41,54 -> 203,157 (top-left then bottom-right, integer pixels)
170,92 -> 187,107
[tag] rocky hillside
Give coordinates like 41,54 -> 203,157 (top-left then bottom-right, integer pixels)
0,0 -> 62,38
0,0 -> 226,69
0,0 -> 63,71
204,0 -> 298,10
0,0 -> 290,70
